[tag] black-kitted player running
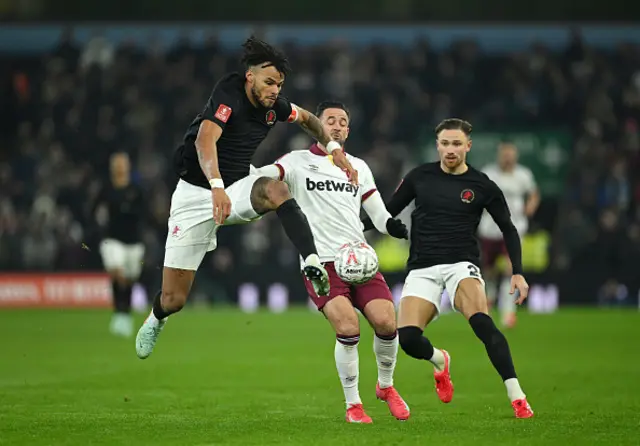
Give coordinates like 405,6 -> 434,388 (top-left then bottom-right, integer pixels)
363,118 -> 534,419
136,36 -> 359,359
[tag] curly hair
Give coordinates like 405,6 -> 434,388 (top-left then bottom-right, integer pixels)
240,36 -> 291,77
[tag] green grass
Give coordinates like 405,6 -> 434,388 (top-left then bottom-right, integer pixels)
0,308 -> 639,445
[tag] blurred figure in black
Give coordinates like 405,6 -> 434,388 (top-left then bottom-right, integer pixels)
91,152 -> 145,337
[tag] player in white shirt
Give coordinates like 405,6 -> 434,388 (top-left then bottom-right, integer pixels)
478,143 -> 540,328
253,101 -> 410,424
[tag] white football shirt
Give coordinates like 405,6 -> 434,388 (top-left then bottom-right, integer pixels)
478,163 -> 537,239
275,147 -> 378,264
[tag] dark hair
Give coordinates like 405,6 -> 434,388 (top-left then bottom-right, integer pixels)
316,100 -> 350,119
241,36 -> 291,77
435,118 -> 473,137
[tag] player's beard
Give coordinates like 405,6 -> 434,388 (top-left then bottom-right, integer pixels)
442,154 -> 465,171
252,86 -> 274,108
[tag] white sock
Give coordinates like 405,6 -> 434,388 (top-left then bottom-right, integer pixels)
373,333 -> 398,389
504,378 -> 526,402
335,336 -> 361,408
430,348 -> 446,372
499,278 -> 516,319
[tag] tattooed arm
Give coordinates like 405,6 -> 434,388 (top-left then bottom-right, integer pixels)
294,107 -> 333,148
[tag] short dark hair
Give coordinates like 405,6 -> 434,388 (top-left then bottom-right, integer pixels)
241,36 -> 291,77
316,101 -> 350,119
435,118 -> 473,137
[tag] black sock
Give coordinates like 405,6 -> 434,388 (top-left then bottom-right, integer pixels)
469,312 -> 517,381
275,198 -> 318,259
121,284 -> 133,313
111,281 -> 120,312
112,281 -> 128,313
398,326 -> 435,360
152,290 -> 171,320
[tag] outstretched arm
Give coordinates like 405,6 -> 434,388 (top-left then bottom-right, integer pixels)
362,178 -> 416,232
362,191 -> 392,234
293,106 -> 333,149
362,191 -> 409,239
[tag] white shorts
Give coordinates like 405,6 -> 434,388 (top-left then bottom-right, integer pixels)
99,239 -> 145,280
401,262 -> 485,314
164,176 -> 262,270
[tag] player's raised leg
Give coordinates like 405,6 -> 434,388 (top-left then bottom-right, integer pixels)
321,296 -> 372,424
250,177 -> 329,295
454,276 -> 533,418
361,298 -> 409,420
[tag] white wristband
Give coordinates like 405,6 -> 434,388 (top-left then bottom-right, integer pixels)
209,178 -> 224,189
326,141 -> 341,154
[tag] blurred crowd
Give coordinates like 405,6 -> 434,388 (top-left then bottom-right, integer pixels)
0,28 -> 639,303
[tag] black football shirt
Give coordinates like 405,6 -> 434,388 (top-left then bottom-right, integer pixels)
92,183 -> 145,244
365,162 -> 522,273
174,72 -> 296,189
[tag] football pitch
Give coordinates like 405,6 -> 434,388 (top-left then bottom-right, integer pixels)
1,307 -> 638,446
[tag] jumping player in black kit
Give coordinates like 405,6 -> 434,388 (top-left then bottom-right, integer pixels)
91,152 -> 146,338
363,118 -> 534,419
135,37 -> 358,359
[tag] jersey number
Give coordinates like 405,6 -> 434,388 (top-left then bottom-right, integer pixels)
467,265 -> 480,278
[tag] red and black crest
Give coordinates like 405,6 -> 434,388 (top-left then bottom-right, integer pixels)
460,189 -> 475,203
265,110 -> 277,125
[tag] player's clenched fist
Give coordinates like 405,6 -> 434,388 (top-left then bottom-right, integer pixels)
386,218 -> 408,239
212,188 -> 232,225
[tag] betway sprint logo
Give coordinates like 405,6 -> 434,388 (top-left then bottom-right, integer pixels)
306,178 -> 359,197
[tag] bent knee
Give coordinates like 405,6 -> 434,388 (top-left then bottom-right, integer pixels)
369,314 -> 397,337
398,326 -> 424,355
324,298 -> 360,337
266,180 -> 291,205
331,314 -> 360,338
251,178 -> 292,212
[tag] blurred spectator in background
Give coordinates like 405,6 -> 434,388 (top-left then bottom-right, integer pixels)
0,28 -> 639,305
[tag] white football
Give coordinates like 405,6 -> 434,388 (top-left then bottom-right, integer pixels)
334,241 -> 379,285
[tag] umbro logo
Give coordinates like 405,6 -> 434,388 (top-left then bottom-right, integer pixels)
308,165 -> 319,172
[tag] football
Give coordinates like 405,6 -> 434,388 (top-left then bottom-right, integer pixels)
334,241 -> 379,285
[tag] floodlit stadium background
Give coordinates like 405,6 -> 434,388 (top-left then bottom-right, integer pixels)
2,24 -> 639,311
1,15 -> 639,446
